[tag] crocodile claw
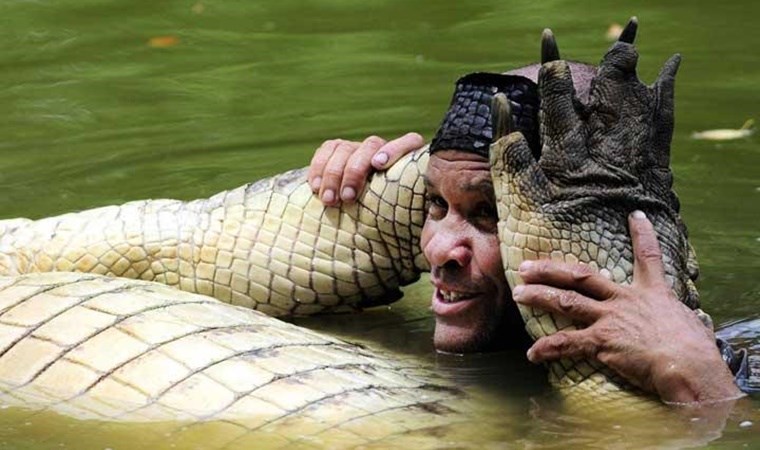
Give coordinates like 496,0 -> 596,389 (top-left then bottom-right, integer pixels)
491,92 -> 512,142
492,17 -> 698,336
617,16 -> 638,44
541,29 -> 561,64
490,18 -> 699,400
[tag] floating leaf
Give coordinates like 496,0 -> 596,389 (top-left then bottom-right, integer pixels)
691,119 -> 755,141
148,35 -> 180,48
605,23 -> 623,41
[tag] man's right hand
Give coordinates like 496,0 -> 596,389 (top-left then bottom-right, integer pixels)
308,133 -> 425,206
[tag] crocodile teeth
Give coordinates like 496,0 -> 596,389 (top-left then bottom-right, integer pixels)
440,290 -> 467,303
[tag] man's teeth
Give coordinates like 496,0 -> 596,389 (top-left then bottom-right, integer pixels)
440,290 -> 468,303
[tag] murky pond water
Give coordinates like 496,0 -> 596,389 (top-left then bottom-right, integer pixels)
0,0 -> 758,448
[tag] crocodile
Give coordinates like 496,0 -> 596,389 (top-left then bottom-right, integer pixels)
0,20 -> 697,431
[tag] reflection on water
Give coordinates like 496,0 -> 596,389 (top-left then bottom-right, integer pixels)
0,0 -> 759,448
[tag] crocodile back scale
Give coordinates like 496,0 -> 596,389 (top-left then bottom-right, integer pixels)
0,271 -> 468,446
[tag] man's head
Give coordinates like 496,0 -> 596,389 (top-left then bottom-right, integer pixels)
421,62 -> 596,353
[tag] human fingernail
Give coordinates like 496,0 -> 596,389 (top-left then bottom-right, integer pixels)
322,189 -> 335,204
600,268 -> 612,280
631,210 -> 646,220
512,285 -> 524,301
311,176 -> 322,191
341,186 -> 356,201
526,347 -> 536,362
519,261 -> 534,273
372,152 -> 389,167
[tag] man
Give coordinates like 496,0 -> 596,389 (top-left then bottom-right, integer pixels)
306,46 -> 745,403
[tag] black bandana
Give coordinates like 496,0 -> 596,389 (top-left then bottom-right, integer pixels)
429,72 -> 540,158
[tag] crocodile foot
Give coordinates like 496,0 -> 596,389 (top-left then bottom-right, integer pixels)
490,18 -> 698,394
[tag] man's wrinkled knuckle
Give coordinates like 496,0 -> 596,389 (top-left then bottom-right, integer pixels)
363,135 -> 385,146
571,263 -> 595,280
637,244 -> 662,261
323,167 -> 344,179
552,332 -> 572,353
311,148 -> 330,164
557,291 -> 580,313
336,142 -> 358,154
596,351 -> 612,365
404,132 -> 424,143
534,260 -> 553,276
346,159 -> 370,173
593,324 -> 616,345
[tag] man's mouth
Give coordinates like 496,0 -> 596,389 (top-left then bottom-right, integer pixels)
432,287 -> 482,318
439,289 -> 473,303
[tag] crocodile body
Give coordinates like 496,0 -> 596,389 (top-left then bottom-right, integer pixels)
0,271 -> 465,446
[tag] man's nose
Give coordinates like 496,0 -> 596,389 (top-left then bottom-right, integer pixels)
425,227 -> 473,269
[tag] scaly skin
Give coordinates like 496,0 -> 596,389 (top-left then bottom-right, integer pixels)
491,37 -> 694,407
0,149 -> 430,316
0,271 -> 466,444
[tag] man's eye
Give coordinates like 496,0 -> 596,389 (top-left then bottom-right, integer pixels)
472,202 -> 498,231
425,194 -> 447,219
473,202 -> 497,220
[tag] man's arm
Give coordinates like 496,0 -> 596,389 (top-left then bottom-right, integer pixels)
513,211 -> 743,404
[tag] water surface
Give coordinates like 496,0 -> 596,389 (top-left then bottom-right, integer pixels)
0,0 -> 758,448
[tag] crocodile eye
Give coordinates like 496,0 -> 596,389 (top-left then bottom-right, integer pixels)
425,194 -> 447,220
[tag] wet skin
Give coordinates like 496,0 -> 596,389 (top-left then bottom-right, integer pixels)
421,150 -> 528,353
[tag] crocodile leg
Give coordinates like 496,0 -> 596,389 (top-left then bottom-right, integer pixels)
490,22 -> 692,407
0,149 -> 430,316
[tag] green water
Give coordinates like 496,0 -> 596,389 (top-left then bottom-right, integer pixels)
0,0 -> 759,448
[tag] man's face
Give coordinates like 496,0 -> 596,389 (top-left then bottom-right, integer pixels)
421,150 -> 520,353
